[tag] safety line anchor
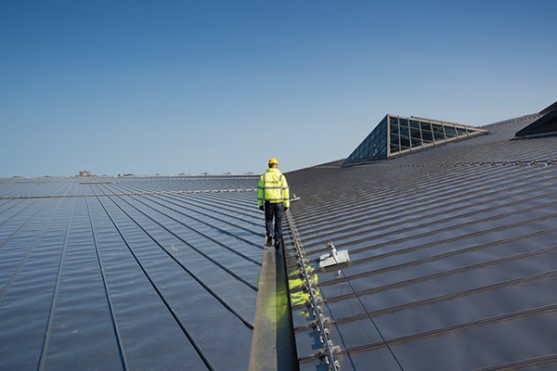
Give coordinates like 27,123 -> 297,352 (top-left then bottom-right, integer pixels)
285,212 -> 343,370
319,242 -> 350,270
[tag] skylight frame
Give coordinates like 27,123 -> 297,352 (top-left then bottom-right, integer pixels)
344,114 -> 489,166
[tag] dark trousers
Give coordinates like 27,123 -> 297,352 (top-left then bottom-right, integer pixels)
265,202 -> 283,239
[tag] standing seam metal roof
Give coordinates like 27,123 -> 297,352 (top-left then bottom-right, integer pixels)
285,113 -> 557,370
0,176 -> 265,370
3,109 -> 557,370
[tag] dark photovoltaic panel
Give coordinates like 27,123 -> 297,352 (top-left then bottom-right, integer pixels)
3,109 -> 557,371
286,114 -> 557,370
0,176 -> 264,370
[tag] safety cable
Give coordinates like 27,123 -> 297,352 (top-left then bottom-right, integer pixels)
0,188 -> 257,200
341,272 -> 404,371
286,204 -> 405,371
284,211 -> 341,371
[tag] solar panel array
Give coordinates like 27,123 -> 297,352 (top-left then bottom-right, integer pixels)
286,115 -> 557,370
0,176 -> 264,370
3,112 -> 557,371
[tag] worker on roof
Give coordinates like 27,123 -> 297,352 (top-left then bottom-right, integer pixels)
258,157 -> 290,248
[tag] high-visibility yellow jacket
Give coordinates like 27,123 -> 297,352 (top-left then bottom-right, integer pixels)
257,168 -> 290,208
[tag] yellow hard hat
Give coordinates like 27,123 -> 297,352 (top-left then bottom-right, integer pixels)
268,157 -> 279,166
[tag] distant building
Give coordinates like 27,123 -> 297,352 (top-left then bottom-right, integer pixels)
79,170 -> 91,177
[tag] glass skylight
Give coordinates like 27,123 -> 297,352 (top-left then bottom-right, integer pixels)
344,114 -> 488,165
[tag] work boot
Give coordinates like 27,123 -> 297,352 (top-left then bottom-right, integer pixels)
274,237 -> 281,249
265,235 -> 273,247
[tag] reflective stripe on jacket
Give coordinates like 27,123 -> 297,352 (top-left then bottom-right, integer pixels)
257,168 -> 290,208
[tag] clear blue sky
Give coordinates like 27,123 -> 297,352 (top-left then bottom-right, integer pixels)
2,0 -> 556,177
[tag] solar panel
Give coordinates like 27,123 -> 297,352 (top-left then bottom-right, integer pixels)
0,176 -> 263,370
286,114 -> 557,370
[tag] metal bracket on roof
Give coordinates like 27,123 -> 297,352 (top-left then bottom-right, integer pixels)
285,212 -> 342,370
319,242 -> 350,270
290,193 -> 301,202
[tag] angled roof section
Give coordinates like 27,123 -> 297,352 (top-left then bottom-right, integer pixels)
539,100 -> 557,115
515,100 -> 557,138
286,112 -> 557,370
344,114 -> 488,166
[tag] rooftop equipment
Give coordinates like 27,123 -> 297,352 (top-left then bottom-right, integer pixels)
319,242 -> 350,270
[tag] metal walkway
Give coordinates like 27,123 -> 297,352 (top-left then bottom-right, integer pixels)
249,240 -> 298,371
